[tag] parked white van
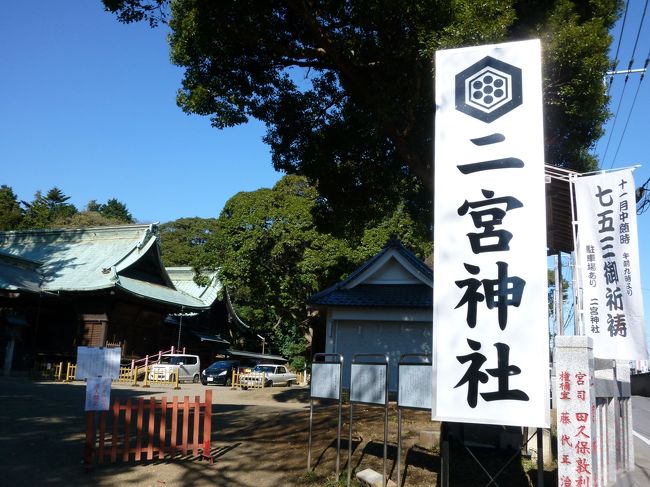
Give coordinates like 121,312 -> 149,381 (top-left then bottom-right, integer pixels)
148,353 -> 201,383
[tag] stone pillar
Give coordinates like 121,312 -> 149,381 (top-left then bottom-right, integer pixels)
594,359 -> 617,486
615,360 -> 634,474
555,336 -> 599,486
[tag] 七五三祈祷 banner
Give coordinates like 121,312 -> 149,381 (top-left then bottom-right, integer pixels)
574,169 -> 648,360
433,39 -> 550,427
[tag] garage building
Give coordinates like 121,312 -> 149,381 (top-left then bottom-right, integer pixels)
308,237 -> 432,391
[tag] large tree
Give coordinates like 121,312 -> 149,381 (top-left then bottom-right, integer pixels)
51,211 -> 133,229
0,185 -> 23,230
86,198 -> 135,223
14,190 -> 136,230
20,188 -> 77,229
196,176 -> 350,359
159,217 -> 219,267
99,198 -> 135,223
195,175 -> 430,363
104,0 -> 619,236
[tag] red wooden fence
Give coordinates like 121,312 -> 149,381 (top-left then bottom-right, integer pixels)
84,390 -> 212,466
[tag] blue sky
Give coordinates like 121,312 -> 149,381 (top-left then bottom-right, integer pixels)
592,1 -> 650,351
1,2 -> 649,348
0,1 -> 281,223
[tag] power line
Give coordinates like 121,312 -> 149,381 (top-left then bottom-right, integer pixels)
607,0 -> 630,94
628,0 -> 649,71
600,76 -> 629,166
601,1 -> 649,168
608,74 -> 645,168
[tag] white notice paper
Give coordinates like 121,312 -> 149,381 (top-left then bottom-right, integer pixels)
85,377 -> 111,411
75,346 -> 121,380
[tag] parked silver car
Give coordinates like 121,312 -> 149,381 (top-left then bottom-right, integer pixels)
148,353 -> 201,383
239,364 -> 297,388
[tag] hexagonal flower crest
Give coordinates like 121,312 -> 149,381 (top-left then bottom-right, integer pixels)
455,56 -> 522,123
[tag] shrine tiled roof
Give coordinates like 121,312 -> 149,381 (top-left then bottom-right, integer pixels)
0,225 -> 213,310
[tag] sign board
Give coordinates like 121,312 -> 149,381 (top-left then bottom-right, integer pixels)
574,169 -> 648,359
311,362 -> 341,400
398,364 -> 432,410
350,363 -> 386,405
75,346 -> 121,380
433,39 -> 550,427
85,377 -> 112,411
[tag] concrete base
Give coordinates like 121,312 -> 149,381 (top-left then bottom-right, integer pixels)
417,430 -> 441,450
356,468 -> 397,487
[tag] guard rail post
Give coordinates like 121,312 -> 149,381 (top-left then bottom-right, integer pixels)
173,368 -> 180,390
66,362 -> 75,381
55,362 -> 64,381
142,365 -> 150,388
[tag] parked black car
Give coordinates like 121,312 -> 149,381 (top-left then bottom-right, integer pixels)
200,359 -> 258,386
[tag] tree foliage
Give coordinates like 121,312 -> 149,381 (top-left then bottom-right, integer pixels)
196,176 -> 348,357
0,186 -> 137,230
104,0 -> 620,236
97,198 -> 135,223
196,175 -> 430,362
0,185 -> 23,231
20,188 -> 77,229
158,217 -> 219,267
103,0 -> 620,362
51,211 -> 133,229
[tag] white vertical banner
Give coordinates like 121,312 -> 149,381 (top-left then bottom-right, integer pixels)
433,39 -> 550,427
574,169 -> 648,360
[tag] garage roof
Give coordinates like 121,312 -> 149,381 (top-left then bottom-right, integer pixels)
308,237 -> 432,308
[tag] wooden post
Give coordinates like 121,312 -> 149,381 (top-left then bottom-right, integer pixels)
159,396 -> 167,460
123,398 -> 132,462
84,411 -> 95,467
98,411 -> 107,464
110,399 -> 119,463
171,397 -> 179,454
147,399 -> 155,460
193,395 -> 201,455
203,389 -> 213,462
135,398 -> 144,461
181,396 -> 190,455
